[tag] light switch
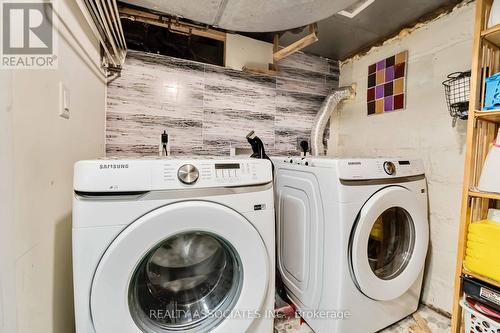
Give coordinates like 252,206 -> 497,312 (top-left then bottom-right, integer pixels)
59,82 -> 70,119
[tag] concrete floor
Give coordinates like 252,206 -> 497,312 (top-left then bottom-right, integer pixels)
274,305 -> 451,333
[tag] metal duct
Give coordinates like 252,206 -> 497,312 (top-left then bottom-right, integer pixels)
76,0 -> 127,68
310,85 -> 356,156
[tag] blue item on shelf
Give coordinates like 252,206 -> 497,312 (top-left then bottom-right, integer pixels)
484,73 -> 500,110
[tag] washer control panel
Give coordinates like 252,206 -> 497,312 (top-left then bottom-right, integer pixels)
154,160 -> 264,189
215,163 -> 241,179
73,158 -> 272,192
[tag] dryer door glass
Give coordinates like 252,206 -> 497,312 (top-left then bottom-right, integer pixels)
350,186 -> 428,301
367,207 -> 415,280
128,231 -> 242,332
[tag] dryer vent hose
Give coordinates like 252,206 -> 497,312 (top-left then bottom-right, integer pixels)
310,85 -> 356,156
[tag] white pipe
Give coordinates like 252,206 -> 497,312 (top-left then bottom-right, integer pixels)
77,0 -> 126,67
101,0 -> 121,52
111,0 -> 127,51
95,0 -> 121,65
310,85 -> 356,156
82,0 -> 117,66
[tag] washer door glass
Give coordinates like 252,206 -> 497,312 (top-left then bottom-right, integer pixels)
129,232 -> 242,332
90,201 -> 269,333
367,207 -> 415,280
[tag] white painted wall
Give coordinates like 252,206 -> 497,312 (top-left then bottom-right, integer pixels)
225,33 -> 274,71
329,2 -> 475,313
10,0 -> 106,332
0,69 -> 16,333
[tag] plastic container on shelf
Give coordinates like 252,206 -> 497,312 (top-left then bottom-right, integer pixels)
462,277 -> 500,312
478,128 -> 500,193
460,299 -> 500,333
484,73 -> 500,111
464,219 -> 500,282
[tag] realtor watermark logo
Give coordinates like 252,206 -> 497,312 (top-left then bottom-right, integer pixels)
1,0 -> 58,69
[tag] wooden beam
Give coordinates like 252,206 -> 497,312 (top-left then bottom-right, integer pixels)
118,6 -> 226,42
273,23 -> 318,62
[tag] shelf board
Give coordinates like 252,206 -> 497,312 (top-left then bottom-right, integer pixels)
475,110 -> 500,123
462,269 -> 500,289
481,23 -> 500,47
469,189 -> 500,200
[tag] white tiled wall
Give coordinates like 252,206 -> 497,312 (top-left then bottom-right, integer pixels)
106,50 -> 339,157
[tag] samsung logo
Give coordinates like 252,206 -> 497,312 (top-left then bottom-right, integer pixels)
99,164 -> 129,170
348,162 -> 362,165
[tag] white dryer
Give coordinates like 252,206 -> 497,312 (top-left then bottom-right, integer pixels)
72,158 -> 275,333
273,157 -> 429,333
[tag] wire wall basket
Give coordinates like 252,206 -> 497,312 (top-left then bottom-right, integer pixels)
442,71 -> 471,126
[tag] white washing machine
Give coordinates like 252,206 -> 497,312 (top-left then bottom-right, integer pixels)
273,157 -> 429,333
72,158 -> 275,333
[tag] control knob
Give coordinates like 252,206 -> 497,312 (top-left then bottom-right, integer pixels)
177,164 -> 199,184
383,161 -> 396,175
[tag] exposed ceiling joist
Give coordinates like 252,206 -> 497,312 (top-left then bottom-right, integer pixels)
118,6 -> 226,42
273,23 -> 319,62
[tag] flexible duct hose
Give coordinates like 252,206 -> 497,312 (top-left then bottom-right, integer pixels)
310,85 -> 355,156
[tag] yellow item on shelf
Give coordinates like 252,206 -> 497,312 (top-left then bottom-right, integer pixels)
464,219 -> 500,283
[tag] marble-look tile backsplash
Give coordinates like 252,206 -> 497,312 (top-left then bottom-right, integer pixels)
107,50 -> 339,157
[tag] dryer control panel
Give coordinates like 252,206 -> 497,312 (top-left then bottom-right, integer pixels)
272,157 -> 425,180
337,159 -> 425,180
74,158 -> 272,192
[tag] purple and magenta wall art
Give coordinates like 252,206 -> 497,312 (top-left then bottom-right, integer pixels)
367,51 -> 408,115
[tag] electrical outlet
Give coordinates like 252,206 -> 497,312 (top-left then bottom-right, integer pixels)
296,138 -> 310,153
59,82 -> 70,119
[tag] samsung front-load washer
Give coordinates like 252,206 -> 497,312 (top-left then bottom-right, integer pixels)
273,157 -> 429,333
72,158 -> 275,333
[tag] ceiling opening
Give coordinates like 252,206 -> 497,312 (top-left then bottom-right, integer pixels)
122,19 -> 225,66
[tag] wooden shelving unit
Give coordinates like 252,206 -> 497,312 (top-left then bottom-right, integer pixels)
451,1 -> 500,332
475,109 -> 500,123
482,22 -> 500,46
469,189 -> 500,201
